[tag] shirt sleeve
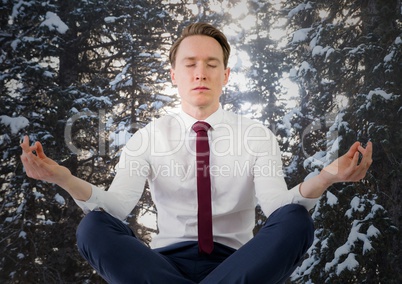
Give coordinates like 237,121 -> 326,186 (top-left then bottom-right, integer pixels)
252,127 -> 318,218
73,129 -> 150,220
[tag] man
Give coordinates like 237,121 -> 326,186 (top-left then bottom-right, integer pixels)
20,23 -> 372,283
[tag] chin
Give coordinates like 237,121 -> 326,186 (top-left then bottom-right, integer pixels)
194,99 -> 213,107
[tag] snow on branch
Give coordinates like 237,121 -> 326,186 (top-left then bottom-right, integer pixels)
40,12 -> 69,34
0,115 -> 29,134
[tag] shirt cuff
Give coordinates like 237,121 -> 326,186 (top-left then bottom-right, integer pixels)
73,184 -> 104,214
289,183 -> 319,211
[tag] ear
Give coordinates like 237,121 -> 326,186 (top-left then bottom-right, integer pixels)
170,68 -> 177,85
223,67 -> 230,86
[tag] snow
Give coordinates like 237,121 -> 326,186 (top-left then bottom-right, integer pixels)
362,238 -> 373,254
110,64 -> 130,87
383,50 -> 395,62
325,133 -> 340,159
301,111 -> 344,169
326,191 -> 338,206
40,12 -> 69,34
288,2 -> 313,18
0,133 -> 11,146
345,196 -> 364,218
154,94 -> 172,102
43,70 -> 54,78
74,96 -> 112,106
54,193 -> 66,206
109,122 -> 133,148
367,89 -> 392,100
93,96 -> 112,105
312,45 -> 325,56
384,36 -> 402,63
359,88 -> 395,111
16,201 -> 25,214
11,39 -> 21,50
278,108 -> 298,136
151,101 -> 164,110
312,45 -> 335,60
367,225 -> 380,238
370,203 -> 384,215
325,222 -> 363,273
289,68 -> 297,78
5,216 -> 17,222
18,231 -> 27,239
321,237 -> 329,249
42,219 -> 55,225
347,44 -> 365,56
292,28 -> 312,44
33,191 -> 44,199
324,208 -> 381,275
336,253 -> 359,275
303,151 -> 326,169
298,61 -> 315,75
0,115 -> 29,134
104,16 -> 118,23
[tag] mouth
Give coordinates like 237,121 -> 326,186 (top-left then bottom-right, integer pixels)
193,86 -> 210,91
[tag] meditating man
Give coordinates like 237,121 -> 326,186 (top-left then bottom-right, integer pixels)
20,23 -> 373,283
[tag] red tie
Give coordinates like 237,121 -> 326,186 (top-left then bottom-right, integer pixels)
192,121 -> 214,254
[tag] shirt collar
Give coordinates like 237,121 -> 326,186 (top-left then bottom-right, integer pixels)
179,105 -> 224,131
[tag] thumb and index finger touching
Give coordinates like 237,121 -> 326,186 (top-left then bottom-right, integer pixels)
20,135 -> 46,158
34,140 -> 47,159
345,141 -> 373,181
346,141 -> 373,161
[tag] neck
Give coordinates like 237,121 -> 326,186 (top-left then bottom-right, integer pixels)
182,104 -> 219,120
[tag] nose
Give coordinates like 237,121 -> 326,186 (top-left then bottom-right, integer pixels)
195,75 -> 206,81
195,65 -> 206,81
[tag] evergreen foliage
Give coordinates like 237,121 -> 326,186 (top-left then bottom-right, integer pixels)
283,0 -> 401,283
0,0 -> 400,283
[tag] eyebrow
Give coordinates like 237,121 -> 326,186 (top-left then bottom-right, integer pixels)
182,56 -> 221,63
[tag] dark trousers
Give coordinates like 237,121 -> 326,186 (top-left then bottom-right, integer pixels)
76,204 -> 314,284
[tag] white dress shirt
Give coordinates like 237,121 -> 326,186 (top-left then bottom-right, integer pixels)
75,106 -> 318,250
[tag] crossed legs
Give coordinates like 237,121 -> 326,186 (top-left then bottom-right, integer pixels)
76,204 -> 314,283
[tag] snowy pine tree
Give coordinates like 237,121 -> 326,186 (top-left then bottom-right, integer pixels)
1,0 -> 175,282
282,1 -> 401,283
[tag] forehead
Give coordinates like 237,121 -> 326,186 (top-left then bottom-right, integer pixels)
176,35 -> 224,62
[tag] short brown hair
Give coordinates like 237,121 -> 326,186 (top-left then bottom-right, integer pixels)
169,23 -> 231,69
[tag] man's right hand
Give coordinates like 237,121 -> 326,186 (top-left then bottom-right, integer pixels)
20,135 -> 92,201
20,135 -> 72,187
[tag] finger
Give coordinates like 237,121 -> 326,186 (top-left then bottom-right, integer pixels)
20,153 -> 38,178
358,141 -> 373,167
345,152 -> 364,182
20,155 -> 30,175
346,142 -> 361,158
20,135 -> 31,152
20,154 -> 30,169
35,141 -> 47,159
358,141 -> 373,154
351,151 -> 360,168
354,144 -> 373,181
23,152 -> 48,179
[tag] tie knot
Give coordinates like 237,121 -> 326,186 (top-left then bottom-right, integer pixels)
192,121 -> 211,133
